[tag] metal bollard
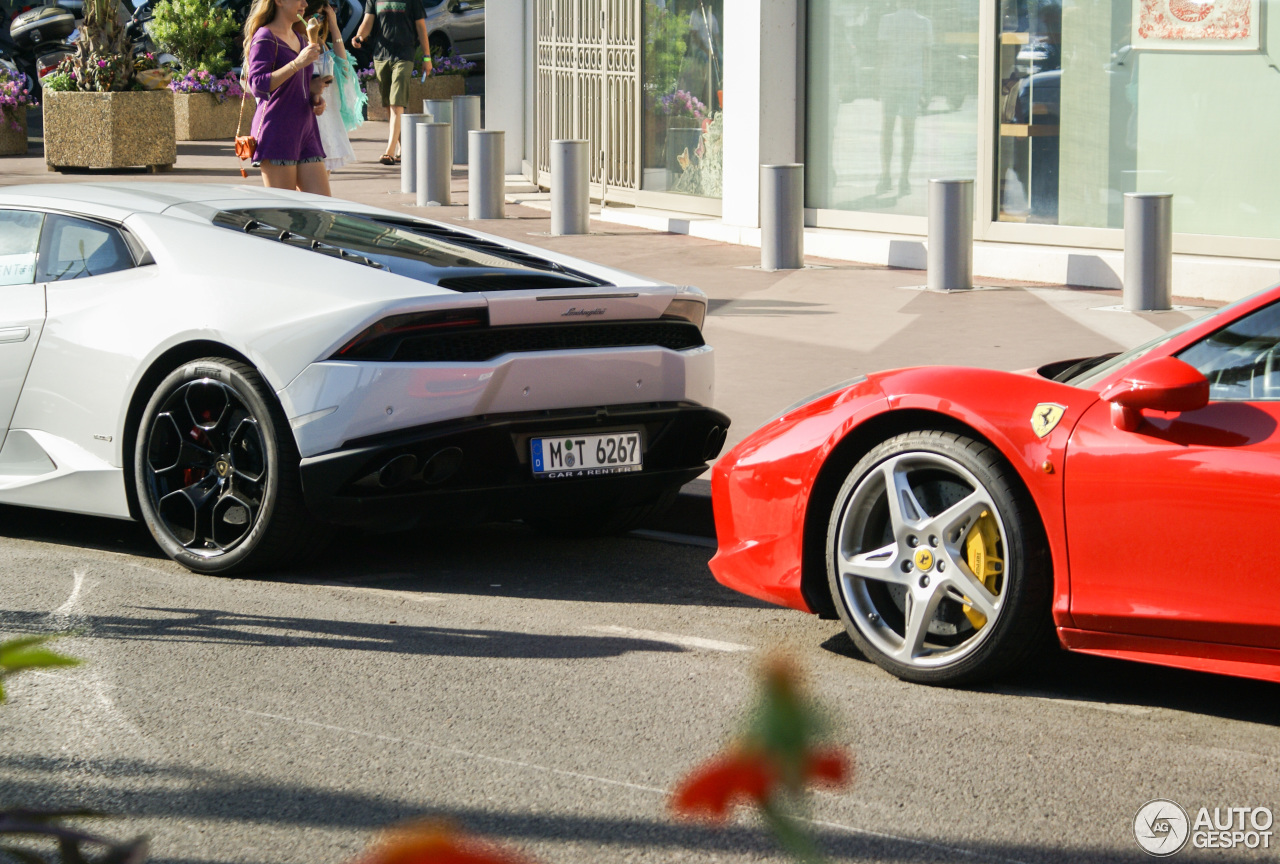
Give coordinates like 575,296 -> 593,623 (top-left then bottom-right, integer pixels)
451,95 -> 481,165
550,139 -> 590,235
399,113 -> 426,194
1124,193 -> 1173,312
927,179 -> 974,292
760,164 -> 804,270
423,98 -> 452,124
468,129 -> 505,220
416,122 -> 452,207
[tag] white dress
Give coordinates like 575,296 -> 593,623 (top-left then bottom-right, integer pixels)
314,51 -> 357,171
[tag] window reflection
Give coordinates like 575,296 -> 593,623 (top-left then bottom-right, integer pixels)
807,0 -> 979,217
641,0 -> 725,198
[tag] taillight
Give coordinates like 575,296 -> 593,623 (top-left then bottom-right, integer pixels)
661,296 -> 707,330
334,308 -> 487,360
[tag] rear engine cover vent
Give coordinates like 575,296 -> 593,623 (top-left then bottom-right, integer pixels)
392,321 -> 705,362
436,274 -> 598,292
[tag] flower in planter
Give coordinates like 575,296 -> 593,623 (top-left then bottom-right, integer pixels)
0,69 -> 38,132
428,50 -> 476,77
657,88 -> 707,124
169,70 -> 245,103
58,0 -> 136,91
356,65 -> 377,93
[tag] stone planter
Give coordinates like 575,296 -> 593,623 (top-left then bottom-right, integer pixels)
365,74 -> 466,122
411,74 -> 465,109
0,107 -> 27,156
174,91 -> 256,141
364,83 -> 388,122
43,89 -> 176,172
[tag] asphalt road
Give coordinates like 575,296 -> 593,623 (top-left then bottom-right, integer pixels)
2,504 -> 1278,864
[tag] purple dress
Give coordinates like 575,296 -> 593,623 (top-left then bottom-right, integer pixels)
248,27 -> 325,163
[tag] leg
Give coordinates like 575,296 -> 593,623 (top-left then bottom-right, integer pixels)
260,161 -> 299,190
386,60 -> 413,159
386,105 -> 404,159
296,161 -> 332,196
899,115 -> 917,196
374,58 -> 399,160
878,98 -> 896,194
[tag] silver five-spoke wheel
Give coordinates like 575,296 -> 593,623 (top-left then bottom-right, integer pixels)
826,430 -> 1051,685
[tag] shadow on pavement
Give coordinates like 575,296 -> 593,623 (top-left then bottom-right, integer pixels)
0,503 -> 163,560
0,508 -> 750,607
0,753 -> 1123,863
0,606 -> 684,659
819,629 -> 1280,726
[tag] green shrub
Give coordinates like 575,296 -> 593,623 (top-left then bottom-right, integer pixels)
148,0 -> 239,74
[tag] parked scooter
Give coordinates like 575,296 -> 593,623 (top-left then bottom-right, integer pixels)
6,3 -> 77,95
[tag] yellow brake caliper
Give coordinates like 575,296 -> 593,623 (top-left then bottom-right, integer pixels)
962,511 -> 1003,629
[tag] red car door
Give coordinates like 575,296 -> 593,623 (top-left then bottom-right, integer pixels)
1065,300 -> 1280,650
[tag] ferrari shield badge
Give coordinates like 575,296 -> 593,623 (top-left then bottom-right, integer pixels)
1031,403 -> 1066,439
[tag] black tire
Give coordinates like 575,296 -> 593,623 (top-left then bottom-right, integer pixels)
825,430 -> 1052,685
133,357 -> 320,575
524,487 -> 679,538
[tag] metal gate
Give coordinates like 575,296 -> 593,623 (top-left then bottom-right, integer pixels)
535,0 -> 641,200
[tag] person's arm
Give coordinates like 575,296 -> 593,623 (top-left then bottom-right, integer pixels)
412,0 -> 431,72
326,5 -> 347,58
249,33 -> 321,96
352,11 -> 375,47
276,41 -> 322,91
415,17 -> 432,72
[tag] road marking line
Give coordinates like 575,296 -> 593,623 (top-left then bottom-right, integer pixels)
52,569 -> 87,619
30,671 -> 1029,864
992,689 -> 1154,716
587,625 -> 752,653
325,583 -> 448,604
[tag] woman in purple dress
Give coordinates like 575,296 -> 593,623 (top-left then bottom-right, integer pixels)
242,0 -> 331,195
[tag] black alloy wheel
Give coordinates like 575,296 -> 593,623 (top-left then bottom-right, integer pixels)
135,357 -> 318,574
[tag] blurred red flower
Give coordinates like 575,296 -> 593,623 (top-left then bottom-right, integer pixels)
350,821 -> 538,864
671,749 -> 777,820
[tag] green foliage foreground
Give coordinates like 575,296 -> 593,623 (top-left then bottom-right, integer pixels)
0,635 -> 149,864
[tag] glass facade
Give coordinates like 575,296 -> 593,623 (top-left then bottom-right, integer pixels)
641,0 -> 725,198
809,0 -> 1280,241
807,0 -> 981,216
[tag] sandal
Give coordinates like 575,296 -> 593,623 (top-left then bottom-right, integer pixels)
379,155 -> 395,166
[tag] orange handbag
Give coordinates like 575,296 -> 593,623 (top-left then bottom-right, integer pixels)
235,36 -> 279,177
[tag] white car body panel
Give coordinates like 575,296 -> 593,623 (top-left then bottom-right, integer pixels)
0,182 -> 720,525
282,345 -> 715,457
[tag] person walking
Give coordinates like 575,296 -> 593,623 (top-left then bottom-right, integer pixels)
352,0 -> 431,165
307,0 -> 364,172
243,0 -> 331,195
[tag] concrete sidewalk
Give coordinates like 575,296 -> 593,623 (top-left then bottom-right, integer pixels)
0,121 -> 1218,533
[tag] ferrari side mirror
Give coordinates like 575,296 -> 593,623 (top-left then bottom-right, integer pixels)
1100,355 -> 1209,432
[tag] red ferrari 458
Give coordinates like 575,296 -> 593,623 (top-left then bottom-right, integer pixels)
710,284 -> 1280,686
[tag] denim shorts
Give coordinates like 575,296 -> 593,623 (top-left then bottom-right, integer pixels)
263,156 -> 324,166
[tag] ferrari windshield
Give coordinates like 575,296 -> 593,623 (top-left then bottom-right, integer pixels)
1064,301 -> 1243,388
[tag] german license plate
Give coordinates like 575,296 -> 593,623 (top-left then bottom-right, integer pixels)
531,431 -> 643,478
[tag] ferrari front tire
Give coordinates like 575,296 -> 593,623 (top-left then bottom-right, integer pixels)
134,357 -> 317,575
825,430 -> 1052,685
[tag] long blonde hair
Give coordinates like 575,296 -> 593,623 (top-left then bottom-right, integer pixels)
243,0 -> 288,70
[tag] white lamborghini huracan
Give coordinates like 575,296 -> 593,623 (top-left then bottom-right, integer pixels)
0,183 -> 727,573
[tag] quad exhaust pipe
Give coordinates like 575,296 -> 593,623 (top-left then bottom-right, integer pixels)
371,447 -> 465,490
